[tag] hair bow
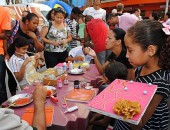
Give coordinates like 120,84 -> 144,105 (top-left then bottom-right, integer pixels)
162,23 -> 170,35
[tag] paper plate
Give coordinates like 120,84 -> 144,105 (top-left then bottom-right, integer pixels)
68,68 -> 84,75
7,93 -> 33,107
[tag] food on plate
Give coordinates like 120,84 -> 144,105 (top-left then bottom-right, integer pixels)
69,68 -> 83,74
15,98 -> 30,105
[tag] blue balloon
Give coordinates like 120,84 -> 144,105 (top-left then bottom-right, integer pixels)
43,0 -> 73,16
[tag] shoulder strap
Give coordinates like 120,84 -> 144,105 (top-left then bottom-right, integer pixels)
45,21 -> 52,38
8,20 -> 20,45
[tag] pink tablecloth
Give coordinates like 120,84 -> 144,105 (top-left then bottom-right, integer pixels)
3,64 -> 100,130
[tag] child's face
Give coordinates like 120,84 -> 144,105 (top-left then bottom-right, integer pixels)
82,47 -> 87,55
124,34 -> 150,67
15,45 -> 29,55
54,13 -> 65,24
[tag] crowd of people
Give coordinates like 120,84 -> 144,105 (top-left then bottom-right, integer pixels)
0,0 -> 170,129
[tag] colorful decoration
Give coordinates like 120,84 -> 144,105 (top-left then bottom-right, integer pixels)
87,79 -> 157,125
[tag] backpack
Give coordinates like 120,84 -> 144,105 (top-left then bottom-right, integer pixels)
8,20 -> 20,45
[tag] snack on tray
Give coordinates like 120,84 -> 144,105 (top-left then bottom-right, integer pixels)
41,68 -> 58,77
26,72 -> 44,84
113,99 -> 141,119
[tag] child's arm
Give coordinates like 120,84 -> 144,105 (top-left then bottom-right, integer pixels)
130,94 -> 163,130
14,57 -> 32,81
90,115 -> 111,127
34,53 -> 40,68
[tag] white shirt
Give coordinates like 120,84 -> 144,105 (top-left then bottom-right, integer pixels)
9,54 -> 29,87
83,7 -> 106,21
165,18 -> 170,25
0,108 -> 33,130
69,46 -> 93,63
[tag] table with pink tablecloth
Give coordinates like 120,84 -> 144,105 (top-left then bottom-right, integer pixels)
3,64 -> 100,130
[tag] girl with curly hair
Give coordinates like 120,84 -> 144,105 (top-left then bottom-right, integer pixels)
114,20 -> 170,130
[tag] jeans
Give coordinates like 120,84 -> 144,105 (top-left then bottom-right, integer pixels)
0,55 -> 7,104
44,50 -> 68,68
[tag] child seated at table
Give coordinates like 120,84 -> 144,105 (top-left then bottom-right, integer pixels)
8,36 -> 40,89
65,41 -> 94,63
87,61 -> 128,130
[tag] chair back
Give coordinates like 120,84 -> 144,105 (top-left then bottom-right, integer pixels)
5,59 -> 21,92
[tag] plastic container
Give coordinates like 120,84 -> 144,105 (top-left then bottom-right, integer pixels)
57,78 -> 63,89
64,74 -> 68,85
74,80 -> 79,89
62,62 -> 67,72
69,62 -> 73,70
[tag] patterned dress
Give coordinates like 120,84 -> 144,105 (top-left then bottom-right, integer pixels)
44,24 -> 71,52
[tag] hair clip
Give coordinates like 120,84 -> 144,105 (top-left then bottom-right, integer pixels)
162,23 -> 170,35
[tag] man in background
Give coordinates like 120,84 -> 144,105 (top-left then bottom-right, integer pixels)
107,13 -> 138,31
83,0 -> 106,21
116,3 -> 124,16
132,8 -> 142,20
66,7 -> 82,49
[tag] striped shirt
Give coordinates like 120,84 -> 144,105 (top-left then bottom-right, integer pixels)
9,54 -> 29,87
66,18 -> 78,49
114,69 -> 170,130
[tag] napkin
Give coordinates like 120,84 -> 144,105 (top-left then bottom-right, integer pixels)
22,106 -> 54,126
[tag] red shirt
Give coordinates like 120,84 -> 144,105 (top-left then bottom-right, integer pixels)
86,19 -> 108,53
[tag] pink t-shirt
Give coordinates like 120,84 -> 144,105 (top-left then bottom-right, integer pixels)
118,13 -> 138,31
86,19 -> 108,53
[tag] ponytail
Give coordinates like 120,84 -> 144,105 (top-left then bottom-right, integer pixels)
159,36 -> 170,70
22,13 -> 38,23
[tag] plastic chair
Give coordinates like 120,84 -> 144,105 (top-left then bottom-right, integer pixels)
5,59 -> 21,96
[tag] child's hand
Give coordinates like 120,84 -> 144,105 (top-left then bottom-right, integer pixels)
84,47 -> 96,58
89,113 -> 103,125
75,56 -> 84,61
23,57 -> 32,66
34,53 -> 40,60
98,75 -> 108,85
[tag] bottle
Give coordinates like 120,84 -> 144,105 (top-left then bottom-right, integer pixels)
68,61 -> 71,67
62,62 -> 67,72
64,74 -> 68,85
74,80 -> 79,89
69,62 -> 73,70
57,78 -> 63,89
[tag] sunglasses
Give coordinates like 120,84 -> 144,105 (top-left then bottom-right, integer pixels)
54,8 -> 66,13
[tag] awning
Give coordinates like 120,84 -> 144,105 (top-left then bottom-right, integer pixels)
5,6 -> 44,25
